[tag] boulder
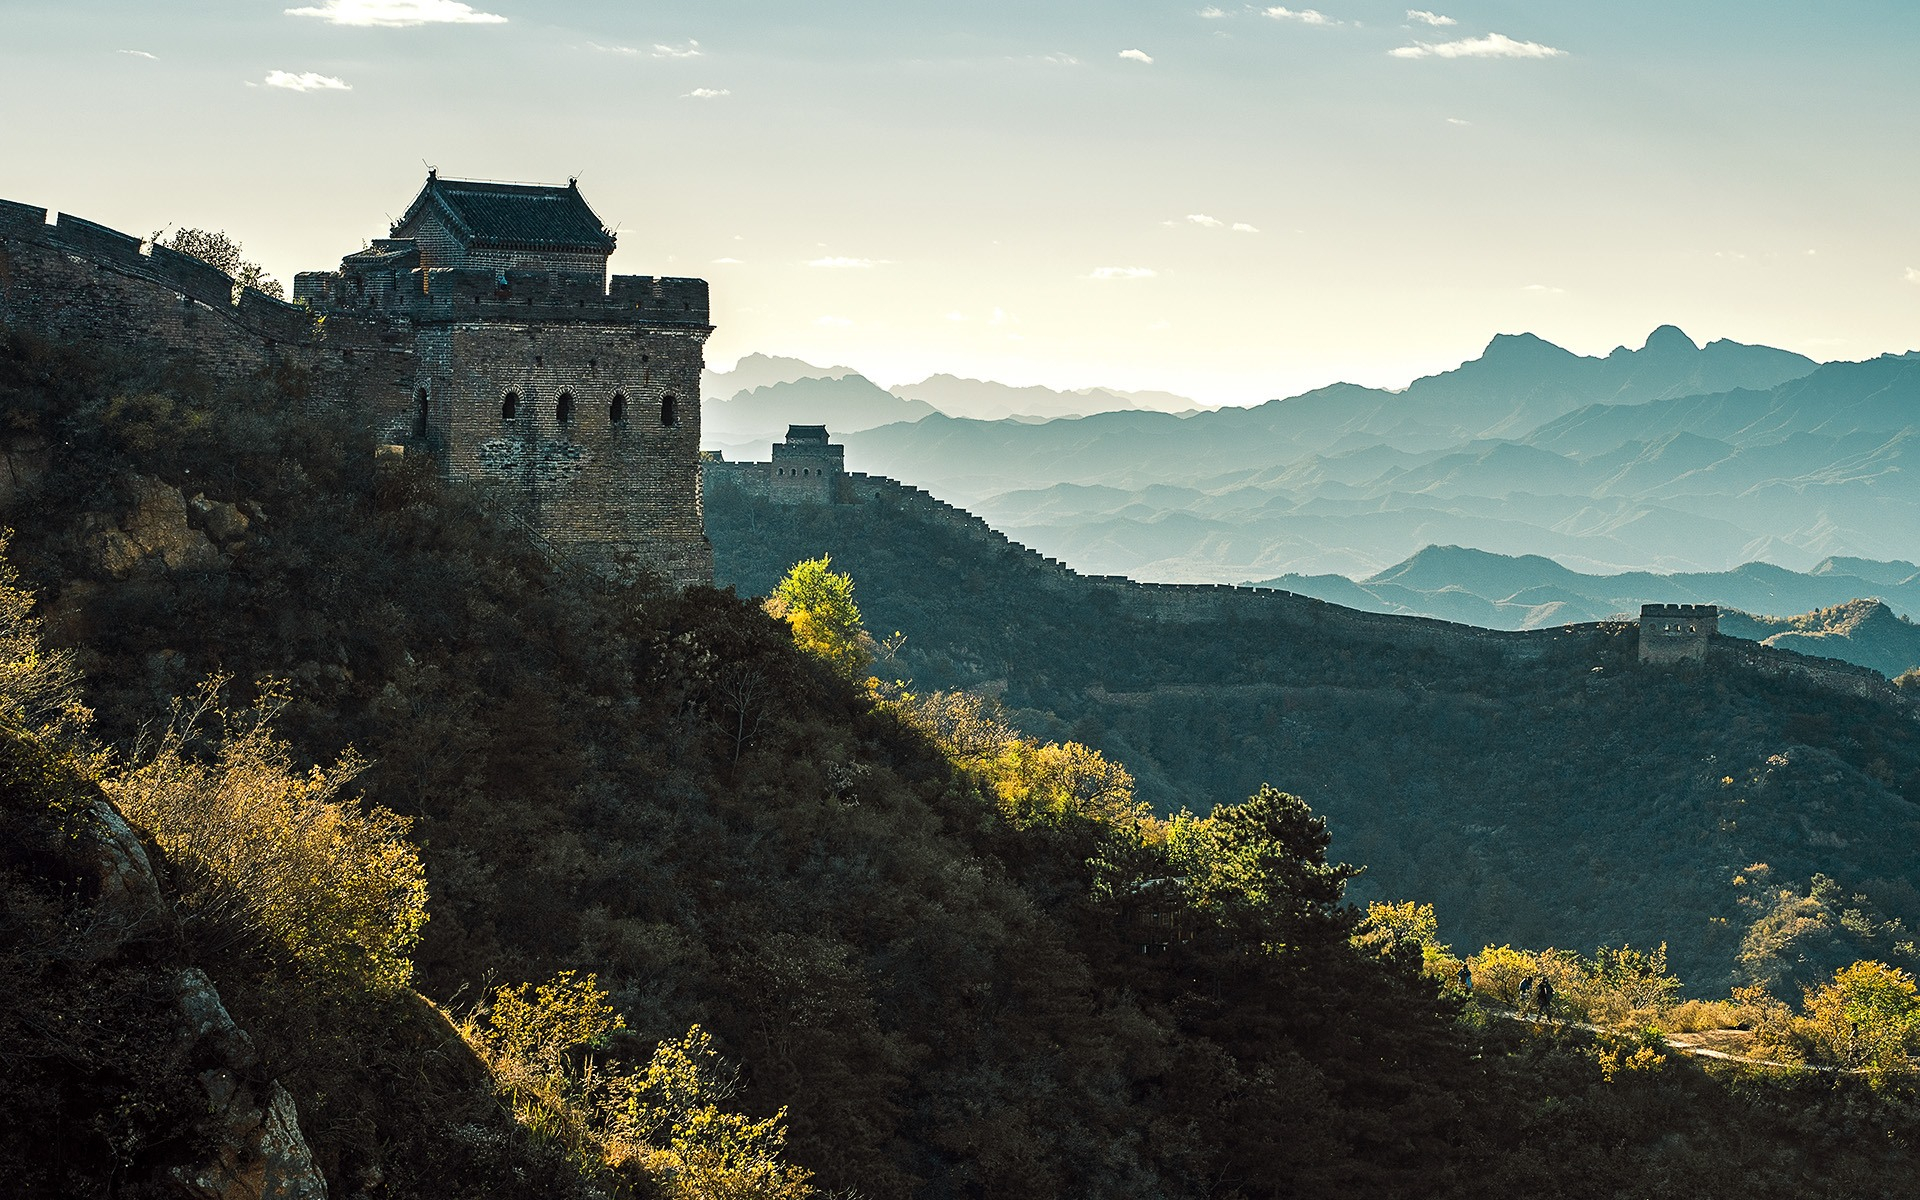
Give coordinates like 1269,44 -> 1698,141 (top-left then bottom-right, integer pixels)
188,493 -> 251,544
88,477 -> 226,575
170,971 -> 328,1200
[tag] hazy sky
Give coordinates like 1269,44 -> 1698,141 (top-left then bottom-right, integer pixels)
4,1 -> 1918,404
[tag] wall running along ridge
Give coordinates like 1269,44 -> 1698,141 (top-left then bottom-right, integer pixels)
705,463 -> 1919,711
0,198 -> 713,586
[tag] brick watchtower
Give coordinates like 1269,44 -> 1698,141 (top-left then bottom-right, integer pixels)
1638,604 -> 1717,664
294,172 -> 714,585
769,425 -> 845,504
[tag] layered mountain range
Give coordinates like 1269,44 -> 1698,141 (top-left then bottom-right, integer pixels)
700,352 -> 1206,456
708,329 -> 1919,584
841,328 -> 1920,582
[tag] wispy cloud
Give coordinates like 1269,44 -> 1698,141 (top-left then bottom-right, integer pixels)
1175,214 -> 1258,233
286,0 -> 506,26
1198,5 -> 1228,16
1036,52 -> 1081,65
1905,267 -> 1920,285
261,70 -> 352,91
653,40 -> 702,58
685,87 -> 730,98
119,49 -> 157,60
1407,10 -> 1456,26
1119,48 -> 1154,64
807,257 -> 886,269
1390,33 -> 1567,59
1088,267 -> 1157,280
590,42 -> 641,55
1523,284 -> 1567,295
1446,116 -> 1471,125
1265,7 -> 1338,26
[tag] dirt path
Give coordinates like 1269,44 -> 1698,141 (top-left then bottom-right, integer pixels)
1490,1007 -> 1847,1073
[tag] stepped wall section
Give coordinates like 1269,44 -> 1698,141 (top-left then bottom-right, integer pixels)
0,201 -> 416,421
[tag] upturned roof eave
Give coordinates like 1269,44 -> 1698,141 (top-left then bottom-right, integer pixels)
391,175 -> 616,255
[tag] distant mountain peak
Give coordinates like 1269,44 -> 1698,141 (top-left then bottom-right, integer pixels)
1641,324 -> 1699,353
1482,331 -> 1572,358
726,351 -> 856,379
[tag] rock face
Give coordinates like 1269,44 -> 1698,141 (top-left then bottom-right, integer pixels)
188,493 -> 252,544
80,475 -> 245,579
171,970 -> 328,1200
20,743 -> 330,1200
119,475 -> 224,573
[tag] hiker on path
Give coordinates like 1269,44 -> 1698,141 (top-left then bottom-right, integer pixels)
1518,976 -> 1534,1014
1457,962 -> 1473,995
1535,976 -> 1554,1020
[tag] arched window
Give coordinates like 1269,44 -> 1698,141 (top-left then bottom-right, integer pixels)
609,393 -> 627,425
502,391 -> 520,421
556,392 -> 574,426
660,394 -> 678,427
414,387 -> 429,438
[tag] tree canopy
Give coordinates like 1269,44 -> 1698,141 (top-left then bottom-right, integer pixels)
155,227 -> 285,299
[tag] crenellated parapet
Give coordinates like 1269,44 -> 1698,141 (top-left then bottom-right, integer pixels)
0,202 -> 336,346
294,265 -> 709,327
1638,603 -> 1717,664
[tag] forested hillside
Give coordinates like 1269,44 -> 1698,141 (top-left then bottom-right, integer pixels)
708,481 -> 1920,995
4,327 -> 1918,1198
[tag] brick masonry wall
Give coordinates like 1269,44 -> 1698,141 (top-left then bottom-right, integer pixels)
1638,606 -> 1716,664
0,212 -> 418,425
434,320 -> 711,581
1720,641 -> 1913,708
704,460 -> 773,498
769,442 -> 844,504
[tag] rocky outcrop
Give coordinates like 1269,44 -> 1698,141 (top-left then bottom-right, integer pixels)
0,725 -> 328,1199
171,970 -> 327,1200
82,802 -> 328,1200
74,475 -> 259,580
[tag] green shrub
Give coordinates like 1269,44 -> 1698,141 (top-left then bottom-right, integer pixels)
469,973 -> 814,1199
1663,998 -> 1750,1033
0,530 -> 89,749
1794,960 -> 1920,1073
108,676 -> 427,993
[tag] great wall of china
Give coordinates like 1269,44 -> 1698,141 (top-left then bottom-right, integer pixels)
3,190 -> 1913,716
708,454 -> 1916,711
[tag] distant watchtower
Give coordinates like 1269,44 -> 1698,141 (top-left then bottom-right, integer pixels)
769,425 -> 844,504
1638,604 -> 1717,664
